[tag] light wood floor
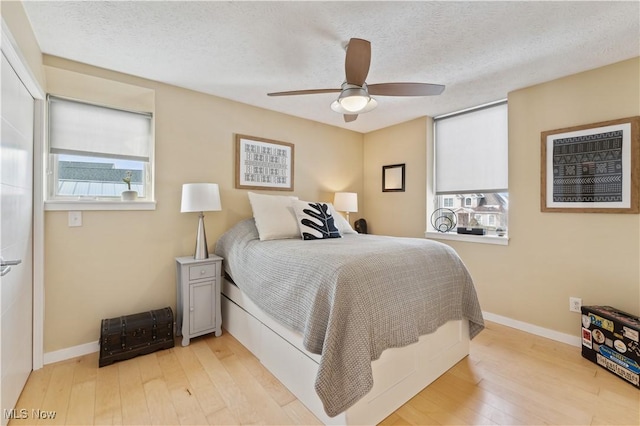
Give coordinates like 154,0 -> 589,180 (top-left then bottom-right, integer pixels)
10,321 -> 639,425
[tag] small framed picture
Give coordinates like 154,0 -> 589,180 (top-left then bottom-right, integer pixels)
235,134 -> 294,191
541,116 -> 639,213
382,163 -> 405,192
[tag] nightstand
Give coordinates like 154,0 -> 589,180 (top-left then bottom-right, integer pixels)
175,255 -> 223,346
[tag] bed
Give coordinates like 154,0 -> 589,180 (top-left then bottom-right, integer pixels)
214,201 -> 484,425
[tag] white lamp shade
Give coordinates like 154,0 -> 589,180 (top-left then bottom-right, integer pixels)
334,192 -> 358,213
181,183 -> 222,212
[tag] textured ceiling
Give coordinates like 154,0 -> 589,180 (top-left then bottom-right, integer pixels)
22,1 -> 640,133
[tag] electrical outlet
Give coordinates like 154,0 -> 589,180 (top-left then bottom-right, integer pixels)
68,211 -> 82,227
569,297 -> 582,313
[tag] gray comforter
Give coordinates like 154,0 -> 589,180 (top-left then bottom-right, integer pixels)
215,219 -> 484,417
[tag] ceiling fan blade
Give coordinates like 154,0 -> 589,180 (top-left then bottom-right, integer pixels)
367,82 -> 445,96
268,88 -> 341,96
345,38 -> 371,86
344,114 -> 358,123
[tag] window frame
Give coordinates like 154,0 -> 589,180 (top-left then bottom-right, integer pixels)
44,95 -> 156,211
426,100 -> 509,245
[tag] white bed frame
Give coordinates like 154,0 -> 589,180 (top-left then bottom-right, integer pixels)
221,278 -> 470,425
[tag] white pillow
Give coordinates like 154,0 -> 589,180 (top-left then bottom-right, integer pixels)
292,200 -> 341,240
247,192 -> 300,241
328,203 -> 357,234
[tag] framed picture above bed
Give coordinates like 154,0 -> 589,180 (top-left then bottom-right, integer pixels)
541,116 -> 639,213
235,134 -> 295,191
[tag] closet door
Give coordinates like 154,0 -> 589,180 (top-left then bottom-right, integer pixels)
1,51 -> 35,423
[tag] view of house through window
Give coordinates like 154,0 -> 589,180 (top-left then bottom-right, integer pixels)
435,192 -> 509,231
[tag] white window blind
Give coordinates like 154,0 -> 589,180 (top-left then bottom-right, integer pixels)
435,101 -> 508,194
48,95 -> 152,161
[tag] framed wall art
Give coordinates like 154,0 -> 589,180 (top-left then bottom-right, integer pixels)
382,163 -> 405,192
541,116 -> 639,213
235,134 -> 294,191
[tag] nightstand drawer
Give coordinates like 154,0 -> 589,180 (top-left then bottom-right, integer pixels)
189,263 -> 216,280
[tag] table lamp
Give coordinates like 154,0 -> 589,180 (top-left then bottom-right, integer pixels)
181,183 -> 222,259
334,192 -> 358,223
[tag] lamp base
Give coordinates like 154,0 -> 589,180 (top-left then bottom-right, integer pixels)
194,212 -> 209,260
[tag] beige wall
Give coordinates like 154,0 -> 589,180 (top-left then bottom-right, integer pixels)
488,57 -> 639,333
363,117 -> 429,237
42,56 -> 363,352
364,58 -> 640,337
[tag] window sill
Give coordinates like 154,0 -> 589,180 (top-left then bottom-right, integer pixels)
425,230 -> 509,246
44,200 -> 156,211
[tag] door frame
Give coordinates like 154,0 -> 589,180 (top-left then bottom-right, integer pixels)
2,20 -> 46,369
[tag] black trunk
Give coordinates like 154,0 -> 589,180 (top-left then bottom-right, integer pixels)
99,307 -> 174,367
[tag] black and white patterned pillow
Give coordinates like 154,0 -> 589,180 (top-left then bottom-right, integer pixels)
292,200 -> 341,240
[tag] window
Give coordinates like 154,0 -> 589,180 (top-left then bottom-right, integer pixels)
431,101 -> 508,239
46,95 -> 154,208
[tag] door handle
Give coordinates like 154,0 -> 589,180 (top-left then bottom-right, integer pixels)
0,258 -> 22,277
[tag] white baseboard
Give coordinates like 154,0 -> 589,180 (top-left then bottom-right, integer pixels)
43,340 -> 99,365
483,311 -> 581,347
41,312 -> 580,365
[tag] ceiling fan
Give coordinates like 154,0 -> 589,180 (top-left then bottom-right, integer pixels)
267,38 -> 445,123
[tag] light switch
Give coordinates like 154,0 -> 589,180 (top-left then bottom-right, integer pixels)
68,211 -> 82,227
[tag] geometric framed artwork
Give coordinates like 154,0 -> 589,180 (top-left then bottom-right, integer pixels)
382,163 -> 406,192
541,116 -> 639,213
235,134 -> 294,191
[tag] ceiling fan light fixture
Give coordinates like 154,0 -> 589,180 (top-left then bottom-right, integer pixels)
331,97 -> 378,115
340,95 -> 369,112
338,89 -> 369,112
336,86 -> 371,112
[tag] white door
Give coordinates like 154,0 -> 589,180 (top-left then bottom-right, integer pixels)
0,51 -> 35,423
